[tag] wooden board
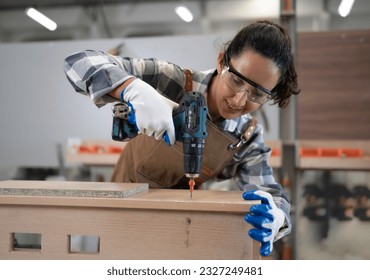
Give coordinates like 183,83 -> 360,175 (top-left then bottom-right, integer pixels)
0,180 -> 148,199
297,30 -> 370,140
0,180 -> 260,260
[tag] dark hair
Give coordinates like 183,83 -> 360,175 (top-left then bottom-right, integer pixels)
223,20 -> 300,108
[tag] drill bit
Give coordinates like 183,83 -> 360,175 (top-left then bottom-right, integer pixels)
189,178 -> 195,199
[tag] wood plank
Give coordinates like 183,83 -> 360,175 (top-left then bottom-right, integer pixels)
0,186 -> 254,213
297,30 -> 370,140
0,180 -> 148,199
0,205 -> 257,260
0,181 -> 259,260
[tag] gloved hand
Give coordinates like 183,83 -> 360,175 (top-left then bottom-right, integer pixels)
122,78 -> 178,145
243,190 -> 285,257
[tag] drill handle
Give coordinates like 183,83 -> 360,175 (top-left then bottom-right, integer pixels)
173,91 -> 208,142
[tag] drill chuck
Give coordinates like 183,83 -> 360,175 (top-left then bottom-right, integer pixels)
183,137 -> 205,178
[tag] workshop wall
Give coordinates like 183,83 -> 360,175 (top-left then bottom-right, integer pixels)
297,29 -> 370,140
295,30 -> 370,259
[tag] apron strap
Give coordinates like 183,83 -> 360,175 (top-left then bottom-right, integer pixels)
184,68 -> 193,92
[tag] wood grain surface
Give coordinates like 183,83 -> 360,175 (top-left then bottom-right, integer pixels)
297,30 -> 370,140
0,180 -> 259,260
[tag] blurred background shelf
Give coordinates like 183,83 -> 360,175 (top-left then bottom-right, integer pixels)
65,139 -> 126,166
297,140 -> 370,171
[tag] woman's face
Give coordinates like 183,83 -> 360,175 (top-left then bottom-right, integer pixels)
208,50 -> 281,121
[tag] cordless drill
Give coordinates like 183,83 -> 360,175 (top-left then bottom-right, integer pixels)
112,91 -> 208,198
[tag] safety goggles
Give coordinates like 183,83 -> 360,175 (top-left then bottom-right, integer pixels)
223,54 -> 275,104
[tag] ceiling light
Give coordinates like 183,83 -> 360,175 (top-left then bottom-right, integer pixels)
175,6 -> 193,23
338,0 -> 355,17
25,7 -> 57,31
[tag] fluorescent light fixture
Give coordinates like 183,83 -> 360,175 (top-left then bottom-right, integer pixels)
25,7 -> 57,31
175,6 -> 193,23
338,0 -> 355,17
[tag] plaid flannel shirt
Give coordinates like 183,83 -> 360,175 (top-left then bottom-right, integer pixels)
64,50 -> 292,240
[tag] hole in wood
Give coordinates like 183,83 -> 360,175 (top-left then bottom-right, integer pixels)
12,232 -> 42,251
68,234 -> 100,254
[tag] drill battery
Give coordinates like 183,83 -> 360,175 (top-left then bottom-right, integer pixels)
111,102 -> 138,141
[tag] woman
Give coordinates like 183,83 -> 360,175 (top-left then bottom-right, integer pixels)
63,20 -> 300,257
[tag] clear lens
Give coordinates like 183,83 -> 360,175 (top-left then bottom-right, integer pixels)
223,69 -> 269,104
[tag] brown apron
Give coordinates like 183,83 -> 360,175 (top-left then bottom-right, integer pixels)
111,120 -> 240,188
110,69 -> 257,188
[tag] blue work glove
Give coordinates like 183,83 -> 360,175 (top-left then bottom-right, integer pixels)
243,190 -> 285,257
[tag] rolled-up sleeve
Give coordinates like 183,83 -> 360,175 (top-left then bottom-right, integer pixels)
63,50 -> 134,107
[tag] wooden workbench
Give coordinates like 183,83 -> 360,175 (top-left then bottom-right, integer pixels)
0,180 -> 260,260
